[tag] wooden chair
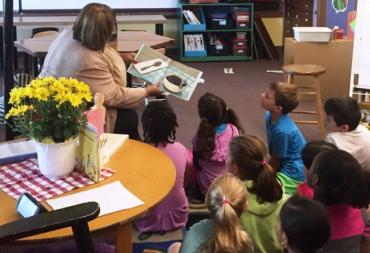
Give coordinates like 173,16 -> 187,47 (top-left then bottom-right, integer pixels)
282,64 -> 326,139
13,73 -> 34,87
0,202 -> 100,253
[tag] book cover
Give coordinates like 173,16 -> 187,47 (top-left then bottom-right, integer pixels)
127,44 -> 203,101
77,124 -> 128,182
78,124 -> 100,182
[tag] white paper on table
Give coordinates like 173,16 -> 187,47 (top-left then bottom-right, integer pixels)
46,181 -> 144,216
0,140 -> 36,159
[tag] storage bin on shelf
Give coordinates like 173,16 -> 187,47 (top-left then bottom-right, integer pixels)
207,12 -> 233,30
293,27 -> 332,42
207,33 -> 230,56
232,37 -> 247,55
233,7 -> 250,29
184,33 -> 207,57
184,50 -> 208,57
183,8 -> 206,31
232,45 -> 247,55
233,37 -> 247,48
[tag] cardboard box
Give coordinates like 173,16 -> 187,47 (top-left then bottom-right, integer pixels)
284,37 -> 353,99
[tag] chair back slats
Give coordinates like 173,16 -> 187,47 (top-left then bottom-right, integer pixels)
0,202 -> 99,244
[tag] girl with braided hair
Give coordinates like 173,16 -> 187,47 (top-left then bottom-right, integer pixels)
168,175 -> 253,253
188,92 -> 243,201
134,101 -> 189,239
227,135 -> 287,253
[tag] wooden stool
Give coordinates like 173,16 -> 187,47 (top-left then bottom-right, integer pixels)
282,64 -> 326,139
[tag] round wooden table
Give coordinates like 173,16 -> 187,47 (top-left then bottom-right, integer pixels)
0,139 -> 176,253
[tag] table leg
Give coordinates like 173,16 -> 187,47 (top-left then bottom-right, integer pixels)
23,52 -> 31,75
155,24 -> 163,35
115,222 -> 132,253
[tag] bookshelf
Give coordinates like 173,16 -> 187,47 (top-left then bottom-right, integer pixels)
179,1 -> 253,62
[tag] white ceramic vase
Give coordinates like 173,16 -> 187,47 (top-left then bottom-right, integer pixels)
34,138 -> 78,180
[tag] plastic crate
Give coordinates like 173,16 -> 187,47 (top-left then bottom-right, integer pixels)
232,46 -> 247,55
184,50 -> 208,57
233,38 -> 247,47
293,27 -> 332,42
184,9 -> 206,31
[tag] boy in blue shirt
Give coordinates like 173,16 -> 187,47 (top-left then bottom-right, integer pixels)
260,82 -> 306,194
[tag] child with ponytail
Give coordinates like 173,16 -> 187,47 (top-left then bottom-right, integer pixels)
168,175 -> 253,253
188,92 -> 243,201
227,135 -> 287,253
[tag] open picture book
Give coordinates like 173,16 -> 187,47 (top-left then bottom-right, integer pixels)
127,44 -> 203,101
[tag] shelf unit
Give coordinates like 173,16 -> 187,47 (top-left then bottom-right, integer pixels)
179,2 -> 254,62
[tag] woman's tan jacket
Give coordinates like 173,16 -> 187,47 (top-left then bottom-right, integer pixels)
39,28 -> 146,133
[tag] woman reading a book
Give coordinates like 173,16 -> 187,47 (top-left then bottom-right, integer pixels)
39,3 -> 161,139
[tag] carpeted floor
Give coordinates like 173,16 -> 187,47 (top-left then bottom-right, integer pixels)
1,54 -> 320,143
137,58 -> 319,148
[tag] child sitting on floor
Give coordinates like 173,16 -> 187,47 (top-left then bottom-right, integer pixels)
135,101 -> 189,240
228,135 -> 287,253
310,149 -> 370,253
297,140 -> 337,199
279,195 -> 331,253
260,82 -> 306,194
188,92 -> 243,201
324,96 -> 370,172
167,175 -> 253,253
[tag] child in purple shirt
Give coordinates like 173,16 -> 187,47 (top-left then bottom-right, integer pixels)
134,101 -> 188,238
188,93 -> 243,200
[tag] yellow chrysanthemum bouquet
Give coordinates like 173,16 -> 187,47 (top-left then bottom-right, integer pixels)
6,77 -> 93,143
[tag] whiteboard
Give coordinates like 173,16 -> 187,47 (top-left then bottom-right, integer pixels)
350,0 -> 370,91
21,0 -> 178,9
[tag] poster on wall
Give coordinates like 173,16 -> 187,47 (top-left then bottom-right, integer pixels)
332,0 -> 348,13
326,0 -> 356,34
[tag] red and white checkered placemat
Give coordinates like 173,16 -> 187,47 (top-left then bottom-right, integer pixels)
0,158 -> 114,201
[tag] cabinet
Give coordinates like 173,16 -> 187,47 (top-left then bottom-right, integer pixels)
179,1 -> 253,62
284,37 -> 353,99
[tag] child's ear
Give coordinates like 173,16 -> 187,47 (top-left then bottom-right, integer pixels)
338,124 -> 350,132
229,163 -> 240,176
273,105 -> 283,114
312,174 -> 319,186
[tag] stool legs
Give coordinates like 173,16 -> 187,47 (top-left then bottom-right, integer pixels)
286,73 -> 294,84
313,75 -> 325,139
285,73 -> 326,139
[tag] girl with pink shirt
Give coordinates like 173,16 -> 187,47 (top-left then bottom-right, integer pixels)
135,101 -> 188,239
188,93 -> 243,201
310,150 -> 370,253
